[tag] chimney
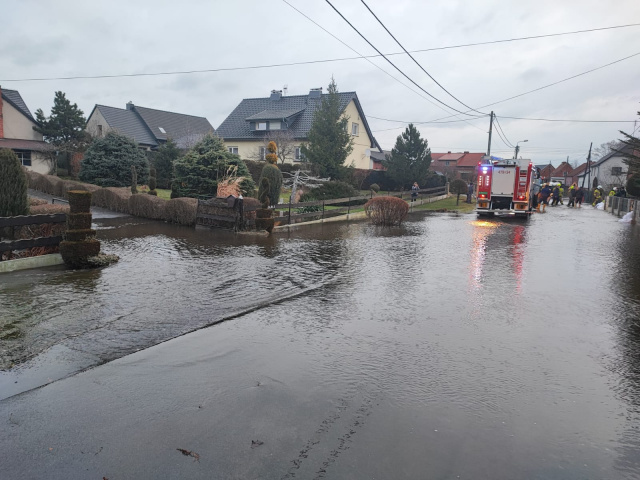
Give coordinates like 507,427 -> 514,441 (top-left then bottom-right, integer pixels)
126,101 -> 134,111
464,151 -> 469,154
0,85 -> 4,138
309,87 -> 323,99
270,90 -> 282,101
447,151 -> 451,154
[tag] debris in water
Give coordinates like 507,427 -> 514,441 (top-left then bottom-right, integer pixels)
177,448 -> 200,462
251,440 -> 264,448
619,211 -> 634,223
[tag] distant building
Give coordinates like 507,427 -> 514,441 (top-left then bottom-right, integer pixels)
86,102 -> 215,150
550,162 -> 574,184
216,88 -> 382,170
430,151 -> 486,180
0,86 -> 52,174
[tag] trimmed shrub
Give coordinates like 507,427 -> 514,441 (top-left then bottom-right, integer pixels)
29,203 -> 69,215
370,183 -> 380,193
29,197 -> 48,207
164,198 -> 198,225
67,213 -> 92,230
59,239 -> 101,267
79,131 -> 149,187
148,167 -> 157,196
131,165 -> 138,194
91,187 -> 131,213
258,177 -> 271,207
0,148 -> 28,217
128,194 -> 165,220
65,229 -> 97,242
364,196 -> 409,226
258,164 -> 283,206
300,181 -> 356,201
68,190 -> 92,213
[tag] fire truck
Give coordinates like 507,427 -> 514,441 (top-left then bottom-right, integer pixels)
476,157 -> 535,217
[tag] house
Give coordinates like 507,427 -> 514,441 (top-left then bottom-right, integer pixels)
579,145 -> 634,189
0,86 -> 52,174
369,149 -> 389,170
566,162 -> 588,186
550,162 -> 574,184
535,164 -> 554,182
216,88 -> 382,170
86,102 -> 215,150
430,151 -> 486,180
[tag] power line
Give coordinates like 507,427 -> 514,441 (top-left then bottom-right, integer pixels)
323,0 -> 481,118
359,0 -> 485,115
493,116 -> 515,148
2,23 -> 638,83
280,0 -> 484,126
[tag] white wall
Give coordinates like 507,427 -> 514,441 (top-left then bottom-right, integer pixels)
3,101 -> 42,141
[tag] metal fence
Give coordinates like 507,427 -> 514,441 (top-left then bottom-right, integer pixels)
602,195 -> 638,222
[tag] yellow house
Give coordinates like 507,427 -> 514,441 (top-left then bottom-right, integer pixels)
216,88 -> 382,170
0,87 -> 53,174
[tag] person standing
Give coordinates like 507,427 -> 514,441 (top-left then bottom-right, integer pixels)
411,182 -> 419,202
540,184 -> 551,212
576,187 -> 584,207
567,183 -> 577,207
552,185 -> 560,206
466,182 -> 474,204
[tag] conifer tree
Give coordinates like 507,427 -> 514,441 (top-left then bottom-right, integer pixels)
301,77 -> 353,180
154,138 -> 180,189
0,149 -> 28,217
384,123 -> 432,190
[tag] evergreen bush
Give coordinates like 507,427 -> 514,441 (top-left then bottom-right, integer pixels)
627,174 -> 640,197
0,148 -> 28,217
450,179 -> 468,205
172,134 -> 255,198
79,131 -> 149,187
256,178 -> 275,232
131,165 -> 138,194
259,164 -> 283,206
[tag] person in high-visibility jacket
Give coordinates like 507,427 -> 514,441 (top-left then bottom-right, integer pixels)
609,188 -> 616,197
592,188 -> 602,206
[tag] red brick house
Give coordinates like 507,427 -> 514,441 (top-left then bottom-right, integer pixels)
431,151 -> 486,180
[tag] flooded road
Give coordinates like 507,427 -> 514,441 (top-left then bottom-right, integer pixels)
1,207 -> 640,479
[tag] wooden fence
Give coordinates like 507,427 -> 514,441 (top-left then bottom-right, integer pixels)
0,214 -> 67,253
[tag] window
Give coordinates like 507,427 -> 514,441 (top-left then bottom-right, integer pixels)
228,147 -> 239,154
351,122 -> 359,136
295,147 -> 305,162
14,150 -> 31,167
256,122 -> 267,131
445,161 -> 450,166
97,124 -> 103,137
259,146 -> 266,161
611,166 -> 622,175
158,127 -> 166,134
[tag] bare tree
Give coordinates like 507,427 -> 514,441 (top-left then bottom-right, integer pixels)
249,130 -> 296,164
592,140 -> 623,161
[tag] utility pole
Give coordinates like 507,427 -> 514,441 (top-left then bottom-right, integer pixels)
487,111 -> 494,157
581,142 -> 592,189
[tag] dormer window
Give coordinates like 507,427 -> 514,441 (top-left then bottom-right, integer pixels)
256,122 -> 267,131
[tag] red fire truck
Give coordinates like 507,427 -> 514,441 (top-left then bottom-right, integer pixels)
476,157 -> 535,217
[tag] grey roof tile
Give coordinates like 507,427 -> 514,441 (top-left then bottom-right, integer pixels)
96,105 -> 158,146
1,89 -> 35,121
217,92 -> 379,150
245,108 -> 305,121
132,105 -> 215,143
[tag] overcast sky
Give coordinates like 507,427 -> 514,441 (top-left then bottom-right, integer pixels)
2,0 -> 639,165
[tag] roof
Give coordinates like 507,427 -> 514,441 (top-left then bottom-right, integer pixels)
457,152 -> 485,167
437,153 -> 464,161
216,91 -> 380,150
572,162 -> 588,176
89,103 -> 215,148
370,149 -> 390,162
550,162 -> 574,177
0,138 -> 50,151
93,105 -> 158,146
132,105 -> 215,143
245,108 -> 305,121
591,144 -> 634,168
1,88 -> 35,121
430,151 -> 485,169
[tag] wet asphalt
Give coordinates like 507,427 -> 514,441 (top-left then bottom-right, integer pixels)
1,205 -> 639,479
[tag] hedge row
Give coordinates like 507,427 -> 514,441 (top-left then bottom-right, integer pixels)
26,172 -> 197,226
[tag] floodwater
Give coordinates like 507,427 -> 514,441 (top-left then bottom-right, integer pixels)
1,207 -> 640,479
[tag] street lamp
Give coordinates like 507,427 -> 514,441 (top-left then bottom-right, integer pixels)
514,139 -> 528,159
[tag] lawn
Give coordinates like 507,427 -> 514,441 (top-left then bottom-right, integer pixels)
413,195 -> 476,213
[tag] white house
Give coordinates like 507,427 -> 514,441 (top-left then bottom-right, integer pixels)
576,146 -> 632,189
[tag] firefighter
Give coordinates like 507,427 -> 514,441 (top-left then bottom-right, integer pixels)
540,184 -> 552,212
558,185 -> 564,205
609,188 -> 617,197
568,183 -> 577,207
552,185 -> 560,206
592,188 -> 602,206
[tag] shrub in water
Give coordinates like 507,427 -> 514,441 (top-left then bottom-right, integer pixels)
256,178 -> 274,232
364,196 -> 409,226
0,148 -> 28,217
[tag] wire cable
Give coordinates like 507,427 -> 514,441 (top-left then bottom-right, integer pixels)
323,0 -> 481,118
493,116 -> 515,148
359,0 -> 486,115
